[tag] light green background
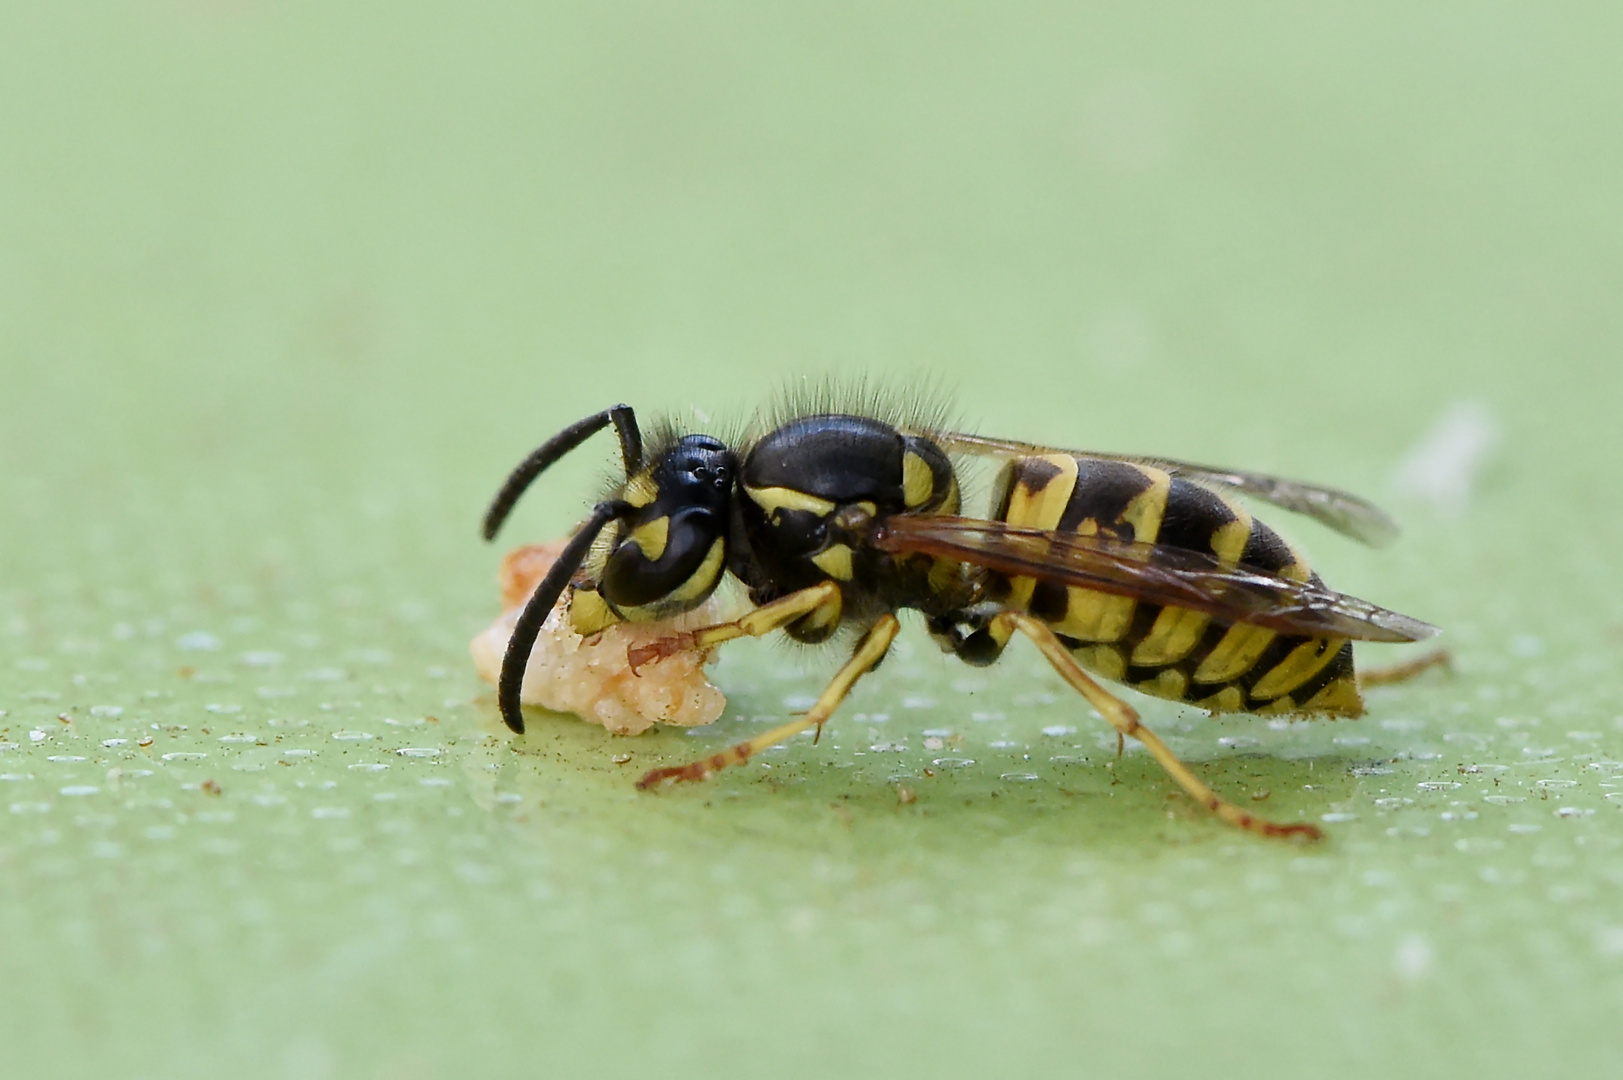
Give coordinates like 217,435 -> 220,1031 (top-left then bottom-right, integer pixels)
4,3 -> 1621,1078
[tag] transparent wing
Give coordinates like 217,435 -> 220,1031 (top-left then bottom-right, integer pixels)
872,515 -> 1437,643
935,431 -> 1400,547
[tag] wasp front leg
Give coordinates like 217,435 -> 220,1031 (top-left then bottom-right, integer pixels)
626,581 -> 843,671
637,613 -> 900,789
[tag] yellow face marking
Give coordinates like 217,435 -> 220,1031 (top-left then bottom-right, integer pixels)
902,451 -> 936,508
626,516 -> 669,562
1191,625 -> 1276,684
939,476 -> 961,515
567,589 -> 619,635
743,485 -> 837,519
665,537 -> 726,605
810,543 -> 855,581
1249,637 -> 1348,700
1300,677 -> 1364,717
616,537 -> 727,623
1130,606 -> 1210,667
621,474 -> 659,508
999,455 -> 1080,610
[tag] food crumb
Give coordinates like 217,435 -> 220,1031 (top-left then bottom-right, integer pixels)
470,540 -> 734,735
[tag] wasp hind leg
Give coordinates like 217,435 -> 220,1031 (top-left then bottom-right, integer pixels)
988,611 -> 1322,841
1358,647 -> 1451,689
636,614 -> 901,789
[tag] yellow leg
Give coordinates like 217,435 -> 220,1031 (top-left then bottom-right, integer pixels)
636,614 -> 901,789
626,581 -> 843,672
1358,647 -> 1451,689
991,611 -> 1322,841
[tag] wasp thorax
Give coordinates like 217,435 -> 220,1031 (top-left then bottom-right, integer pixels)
597,435 -> 735,620
736,415 -> 956,593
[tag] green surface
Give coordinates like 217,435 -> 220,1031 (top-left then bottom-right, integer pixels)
5,3 -> 1622,1077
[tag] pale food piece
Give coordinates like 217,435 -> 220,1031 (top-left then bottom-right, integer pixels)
470,540 -> 730,735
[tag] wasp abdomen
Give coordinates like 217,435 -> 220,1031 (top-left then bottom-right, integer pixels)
993,456 -> 1361,716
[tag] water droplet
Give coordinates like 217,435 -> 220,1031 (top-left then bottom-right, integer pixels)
29,730 -> 48,743
1351,765 -> 1394,777
1321,812 -> 1357,823
10,802 -> 50,814
1536,779 -> 1578,789
1042,725 -> 1077,737
397,747 -> 441,759
217,734 -> 258,744
419,777 -> 453,787
348,763 -> 389,772
280,749 -> 317,759
1417,781 -> 1462,792
60,785 -> 99,796
782,695 -> 816,711
330,731 -> 374,741
931,757 -> 975,768
1218,736 -> 1259,750
1507,823 -> 1542,834
239,651 -> 283,667
89,705 -> 123,719
1555,806 -> 1594,818
972,711 -> 1006,722
311,807 -> 350,819
1332,735 -> 1370,747
1482,795 -> 1523,805
1373,797 -> 1412,809
161,752 -> 208,762
47,755 -> 86,763
1000,772 -> 1040,782
176,631 -> 220,651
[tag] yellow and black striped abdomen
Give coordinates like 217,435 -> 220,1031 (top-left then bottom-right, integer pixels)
991,455 -> 1363,717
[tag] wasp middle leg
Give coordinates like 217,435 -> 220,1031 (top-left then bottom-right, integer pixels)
636,614 -> 901,789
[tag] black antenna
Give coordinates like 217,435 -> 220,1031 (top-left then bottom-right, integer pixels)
498,499 -> 632,733
482,405 -> 642,541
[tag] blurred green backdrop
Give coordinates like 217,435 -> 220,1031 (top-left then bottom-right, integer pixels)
4,3 -> 1621,1077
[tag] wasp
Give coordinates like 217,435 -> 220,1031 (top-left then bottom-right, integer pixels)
481,394 -> 1440,840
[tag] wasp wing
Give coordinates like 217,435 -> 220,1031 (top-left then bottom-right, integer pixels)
872,515 -> 1437,643
935,431 -> 1400,548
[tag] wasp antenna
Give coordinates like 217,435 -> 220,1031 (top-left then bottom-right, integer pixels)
481,405 -> 642,541
498,499 -> 632,733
